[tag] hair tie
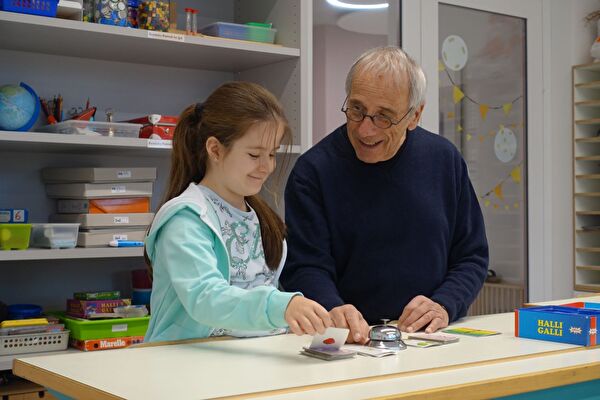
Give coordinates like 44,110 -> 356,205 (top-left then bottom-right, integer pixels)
195,103 -> 204,120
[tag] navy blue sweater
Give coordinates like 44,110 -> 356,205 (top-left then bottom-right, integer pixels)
280,124 -> 489,324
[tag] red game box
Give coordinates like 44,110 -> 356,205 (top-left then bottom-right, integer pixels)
125,114 -> 178,140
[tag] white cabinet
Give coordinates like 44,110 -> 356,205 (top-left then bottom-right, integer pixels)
0,0 -> 312,339
573,62 -> 600,293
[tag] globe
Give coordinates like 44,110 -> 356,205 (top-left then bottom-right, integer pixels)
0,83 -> 40,131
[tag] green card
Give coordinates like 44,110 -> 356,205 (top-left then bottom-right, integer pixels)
442,327 -> 501,337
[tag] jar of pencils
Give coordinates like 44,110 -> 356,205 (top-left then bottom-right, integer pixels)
137,0 -> 169,32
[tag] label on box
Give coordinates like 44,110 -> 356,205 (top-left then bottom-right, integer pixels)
113,216 -> 130,224
112,323 -> 128,333
147,31 -> 185,42
111,185 -> 126,194
0,208 -> 28,223
147,139 -> 172,149
113,234 -> 128,241
117,170 -> 132,179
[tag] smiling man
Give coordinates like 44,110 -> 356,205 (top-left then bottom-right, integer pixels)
281,46 -> 489,344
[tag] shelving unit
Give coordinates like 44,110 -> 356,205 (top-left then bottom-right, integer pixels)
572,62 -> 600,292
0,1 -> 312,365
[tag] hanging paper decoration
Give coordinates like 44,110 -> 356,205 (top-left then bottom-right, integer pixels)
442,35 -> 469,71
453,86 -> 465,104
510,166 -> 521,183
439,60 -> 446,71
494,184 -> 504,200
479,104 -> 489,120
447,111 -> 455,119
466,133 -> 472,141
480,162 -> 523,208
457,124 -> 463,132
503,103 -> 513,115
494,125 -> 517,163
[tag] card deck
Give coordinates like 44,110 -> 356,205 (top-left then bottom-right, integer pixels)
407,332 -> 460,343
442,327 -> 501,337
300,347 -> 357,361
301,327 -> 357,361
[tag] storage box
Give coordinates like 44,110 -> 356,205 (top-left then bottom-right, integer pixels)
125,115 -> 178,140
46,182 -> 154,199
51,213 -> 154,229
200,22 -> 276,44
41,120 -> 142,138
70,335 -> 145,351
77,228 -> 146,247
0,224 -> 32,250
67,298 -> 131,319
42,167 -> 157,183
515,304 -> 600,346
0,0 -> 59,17
57,198 -> 151,214
55,312 -> 149,340
0,331 -> 69,356
29,223 -> 80,249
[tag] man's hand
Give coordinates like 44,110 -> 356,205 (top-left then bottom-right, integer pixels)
329,304 -> 370,344
397,295 -> 449,333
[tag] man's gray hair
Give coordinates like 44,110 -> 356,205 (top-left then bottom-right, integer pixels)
345,46 -> 427,110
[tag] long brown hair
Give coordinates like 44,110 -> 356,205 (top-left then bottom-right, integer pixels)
147,82 -> 291,272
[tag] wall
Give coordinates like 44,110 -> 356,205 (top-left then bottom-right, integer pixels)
546,0 -> 600,299
312,24 -> 386,144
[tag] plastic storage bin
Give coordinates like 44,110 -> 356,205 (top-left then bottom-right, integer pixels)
199,22 -> 276,44
0,223 -> 31,250
41,120 -> 142,138
54,312 -> 150,340
0,0 -> 59,17
0,330 -> 69,355
7,304 -> 42,319
30,223 -> 80,249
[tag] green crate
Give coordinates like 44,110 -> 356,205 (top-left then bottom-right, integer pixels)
52,312 -> 149,340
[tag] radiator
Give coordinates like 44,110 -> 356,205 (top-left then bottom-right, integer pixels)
467,282 -> 526,316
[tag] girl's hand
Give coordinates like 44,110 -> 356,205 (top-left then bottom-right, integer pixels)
284,296 -> 333,335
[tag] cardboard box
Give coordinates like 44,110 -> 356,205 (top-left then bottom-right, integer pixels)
42,167 -> 157,183
67,299 -> 131,319
46,182 -> 153,199
57,198 -> 151,214
515,304 -> 600,346
70,335 -> 145,351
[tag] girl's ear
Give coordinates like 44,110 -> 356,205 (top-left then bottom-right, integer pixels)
205,136 -> 223,162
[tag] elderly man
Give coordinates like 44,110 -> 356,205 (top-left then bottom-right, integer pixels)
281,46 -> 489,344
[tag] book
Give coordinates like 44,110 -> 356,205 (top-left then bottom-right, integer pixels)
74,291 -> 121,300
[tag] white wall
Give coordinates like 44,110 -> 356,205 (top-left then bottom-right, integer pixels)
312,25 -> 387,143
546,0 -> 600,299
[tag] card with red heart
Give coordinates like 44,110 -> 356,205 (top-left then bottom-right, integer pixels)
309,327 -> 350,351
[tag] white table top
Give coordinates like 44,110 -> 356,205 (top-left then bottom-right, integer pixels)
13,295 -> 600,399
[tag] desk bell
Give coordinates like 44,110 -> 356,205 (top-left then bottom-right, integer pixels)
368,319 -> 407,351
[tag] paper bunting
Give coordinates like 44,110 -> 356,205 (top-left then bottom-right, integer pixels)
457,124 -> 463,132
447,111 -> 455,119
466,133 -> 472,141
510,166 -> 521,183
479,104 -> 489,120
440,62 -> 522,119
494,184 -> 503,200
453,86 -> 465,104
479,162 -> 524,209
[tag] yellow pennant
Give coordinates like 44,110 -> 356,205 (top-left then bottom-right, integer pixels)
505,205 -> 510,210
494,184 -> 504,200
457,124 -> 463,132
447,111 -> 455,119
453,86 -> 465,104
503,103 -> 513,115
484,199 -> 491,207
479,104 -> 489,120
510,166 -> 521,183
514,202 -> 519,209
493,204 -> 499,209
438,60 -> 445,71
479,134 -> 485,143
466,133 -> 472,141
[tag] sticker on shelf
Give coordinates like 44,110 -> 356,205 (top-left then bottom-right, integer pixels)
113,234 -> 128,241
111,185 -> 127,194
113,216 -> 130,224
117,170 -> 132,179
147,139 -> 172,149
147,31 -> 185,43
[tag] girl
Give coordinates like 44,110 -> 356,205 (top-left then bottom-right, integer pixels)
144,82 -> 332,342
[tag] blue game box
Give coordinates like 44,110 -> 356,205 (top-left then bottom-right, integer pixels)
515,302 -> 600,346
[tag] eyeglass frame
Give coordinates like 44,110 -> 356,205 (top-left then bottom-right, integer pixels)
340,97 -> 413,129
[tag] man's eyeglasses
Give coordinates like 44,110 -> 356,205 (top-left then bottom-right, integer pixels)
341,98 -> 412,130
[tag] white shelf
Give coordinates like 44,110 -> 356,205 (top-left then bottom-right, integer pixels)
0,131 -> 302,155
0,348 -> 80,371
0,12 -> 299,72
0,247 -> 143,261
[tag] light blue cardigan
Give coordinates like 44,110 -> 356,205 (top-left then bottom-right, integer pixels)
144,183 -> 297,343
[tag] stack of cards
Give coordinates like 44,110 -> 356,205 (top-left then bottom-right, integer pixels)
300,327 -> 357,361
442,327 -> 500,337
405,332 -> 460,348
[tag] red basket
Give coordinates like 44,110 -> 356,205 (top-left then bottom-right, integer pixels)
0,0 -> 59,17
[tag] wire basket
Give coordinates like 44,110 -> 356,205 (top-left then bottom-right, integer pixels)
0,0 -> 59,17
0,330 -> 69,356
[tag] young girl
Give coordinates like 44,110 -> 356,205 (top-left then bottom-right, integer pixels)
144,82 -> 332,342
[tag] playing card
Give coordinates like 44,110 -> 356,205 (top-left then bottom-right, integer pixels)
442,327 -> 501,337
403,339 -> 443,348
342,344 -> 397,357
309,327 -> 350,351
300,347 -> 357,361
407,332 -> 460,343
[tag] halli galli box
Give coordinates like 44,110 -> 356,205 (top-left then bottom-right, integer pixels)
515,302 -> 600,346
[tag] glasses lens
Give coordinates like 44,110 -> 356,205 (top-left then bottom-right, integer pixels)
373,115 -> 392,129
345,108 -> 364,122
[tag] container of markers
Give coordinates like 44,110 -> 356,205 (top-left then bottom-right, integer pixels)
94,0 -> 128,26
137,0 -> 169,32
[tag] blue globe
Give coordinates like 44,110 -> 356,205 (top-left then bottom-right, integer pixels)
0,83 -> 40,131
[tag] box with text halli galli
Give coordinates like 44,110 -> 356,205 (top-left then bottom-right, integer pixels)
515,303 -> 600,346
